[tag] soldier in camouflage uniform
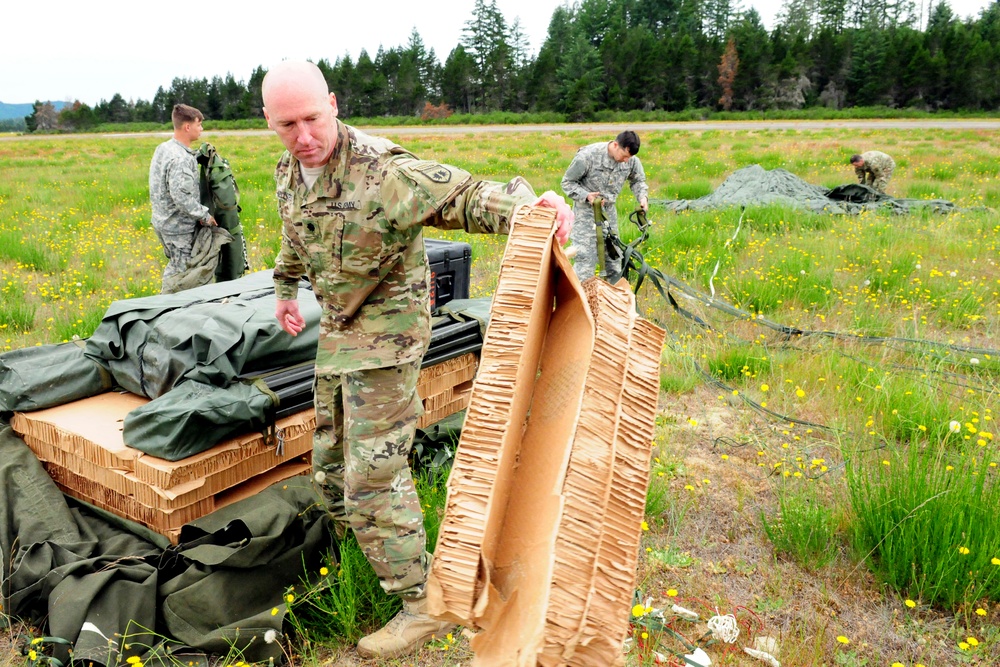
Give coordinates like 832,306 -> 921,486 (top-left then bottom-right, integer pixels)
561,130 -> 649,282
261,60 -> 573,659
850,150 -> 896,194
149,104 -> 218,293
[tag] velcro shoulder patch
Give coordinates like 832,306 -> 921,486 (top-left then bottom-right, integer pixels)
393,158 -> 472,207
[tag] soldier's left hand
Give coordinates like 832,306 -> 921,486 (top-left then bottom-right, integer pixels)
534,190 -> 574,245
639,196 -> 649,212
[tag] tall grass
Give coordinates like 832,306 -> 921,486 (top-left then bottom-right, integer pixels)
846,438 -> 1000,608
761,477 -> 840,571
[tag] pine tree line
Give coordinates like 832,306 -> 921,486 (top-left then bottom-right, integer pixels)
26,0 -> 1000,131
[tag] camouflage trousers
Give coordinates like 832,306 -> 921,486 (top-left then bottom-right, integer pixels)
865,164 -> 894,194
569,202 -> 620,282
154,229 -> 194,291
310,355 -> 428,599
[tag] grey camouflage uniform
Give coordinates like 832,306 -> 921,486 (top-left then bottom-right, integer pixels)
561,141 -> 647,281
854,150 -> 895,194
149,139 -> 211,291
273,120 -> 536,598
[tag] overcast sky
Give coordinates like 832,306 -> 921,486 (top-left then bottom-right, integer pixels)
1,0 -> 992,106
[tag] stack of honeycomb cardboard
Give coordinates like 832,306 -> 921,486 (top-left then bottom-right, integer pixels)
11,392 -> 315,543
427,206 -> 665,666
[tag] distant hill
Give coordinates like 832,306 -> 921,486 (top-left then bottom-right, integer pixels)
0,101 -> 69,121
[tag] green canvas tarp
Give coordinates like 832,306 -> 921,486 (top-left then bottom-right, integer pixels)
84,270 -> 320,399
654,164 -> 961,215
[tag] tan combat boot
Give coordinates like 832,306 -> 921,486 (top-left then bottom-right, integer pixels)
356,595 -> 456,658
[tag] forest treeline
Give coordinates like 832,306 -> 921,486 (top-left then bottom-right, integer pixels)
15,0 -> 1000,133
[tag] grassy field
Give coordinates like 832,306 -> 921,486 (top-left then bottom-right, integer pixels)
1,125 -> 999,666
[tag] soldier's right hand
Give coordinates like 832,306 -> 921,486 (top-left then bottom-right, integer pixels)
201,215 -> 218,227
276,299 -> 306,336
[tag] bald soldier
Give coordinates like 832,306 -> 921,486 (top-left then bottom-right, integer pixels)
849,150 -> 895,194
261,61 -> 572,659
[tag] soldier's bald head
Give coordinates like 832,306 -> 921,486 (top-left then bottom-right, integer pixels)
262,60 -> 340,168
262,61 -> 330,108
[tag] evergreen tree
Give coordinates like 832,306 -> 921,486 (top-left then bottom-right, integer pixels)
441,45 -> 478,114
461,0 -> 515,110
525,4 -> 577,111
557,33 -> 605,120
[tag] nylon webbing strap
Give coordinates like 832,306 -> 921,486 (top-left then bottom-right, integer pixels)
592,198 -> 608,278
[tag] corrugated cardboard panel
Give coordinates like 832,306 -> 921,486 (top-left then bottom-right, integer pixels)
418,352 -> 478,397
11,391 -> 147,470
428,207 -> 573,626
129,409 -> 314,488
52,459 -> 311,538
13,392 -> 315,490
571,317 -> 665,665
538,278 -> 636,666
417,387 -> 473,430
23,432 -> 312,510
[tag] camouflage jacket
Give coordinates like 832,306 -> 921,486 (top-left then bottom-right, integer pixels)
854,150 -> 895,182
561,141 -> 648,210
273,120 -> 537,372
149,138 -> 210,236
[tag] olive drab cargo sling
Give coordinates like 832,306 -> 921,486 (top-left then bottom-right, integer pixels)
197,142 -> 249,282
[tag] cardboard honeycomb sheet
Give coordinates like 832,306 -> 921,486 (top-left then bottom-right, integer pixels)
426,205 -> 666,666
537,279 -> 637,665
572,317 -> 665,664
428,206 -> 580,624
11,392 -> 315,538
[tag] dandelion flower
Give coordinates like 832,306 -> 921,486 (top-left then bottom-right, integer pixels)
632,603 -> 646,617
959,546 -> 970,555
29,651 -> 37,661
976,608 -> 987,616
641,521 -> 649,531
314,471 -> 327,483
667,588 -> 678,597
319,566 -> 329,576
796,388 -> 805,398
904,599 -> 916,608
286,593 -> 295,603
760,384 -> 769,392
968,637 -> 979,646
959,641 -> 970,650
950,421 -> 962,433
836,635 -> 850,644
264,629 -> 278,644
892,663 -> 904,667
993,557 -> 1000,565
271,607 -> 279,616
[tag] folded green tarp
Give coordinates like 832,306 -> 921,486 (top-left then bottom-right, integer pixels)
84,270 -> 321,399
0,341 -> 112,414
